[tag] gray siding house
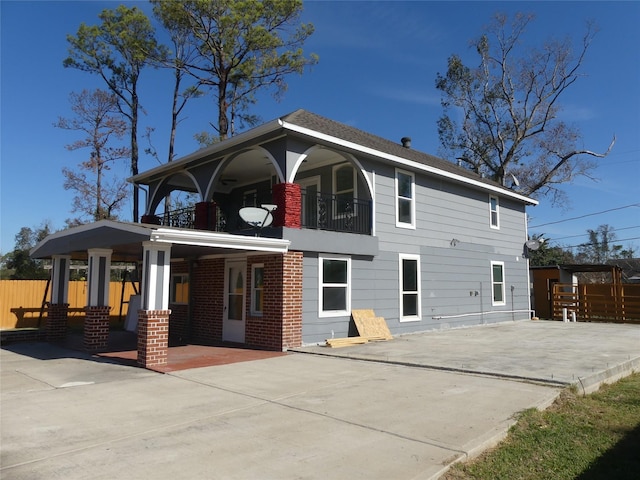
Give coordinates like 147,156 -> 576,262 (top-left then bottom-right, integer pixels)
31,110 -> 537,369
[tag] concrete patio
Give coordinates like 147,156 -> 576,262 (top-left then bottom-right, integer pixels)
2,320 -> 638,479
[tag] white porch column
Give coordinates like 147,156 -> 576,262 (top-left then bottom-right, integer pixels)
50,255 -> 71,305
87,248 -> 112,307
138,242 -> 171,369
141,242 -> 171,311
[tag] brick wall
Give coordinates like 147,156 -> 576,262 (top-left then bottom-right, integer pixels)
281,251 -> 303,349
186,252 -> 303,352
191,258 -> 224,344
245,252 -> 303,351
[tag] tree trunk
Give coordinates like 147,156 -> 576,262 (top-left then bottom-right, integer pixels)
218,82 -> 228,141
164,67 -> 182,214
131,87 -> 139,223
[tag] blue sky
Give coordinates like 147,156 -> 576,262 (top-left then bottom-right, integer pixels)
1,0 -> 639,256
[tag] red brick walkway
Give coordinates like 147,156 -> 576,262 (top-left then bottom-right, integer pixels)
62,331 -> 286,372
99,343 -> 286,373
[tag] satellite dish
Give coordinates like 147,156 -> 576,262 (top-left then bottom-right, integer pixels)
239,207 -> 274,229
525,239 -> 541,251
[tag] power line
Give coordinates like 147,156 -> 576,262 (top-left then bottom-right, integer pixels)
530,203 -> 640,228
562,236 -> 640,250
551,225 -> 640,242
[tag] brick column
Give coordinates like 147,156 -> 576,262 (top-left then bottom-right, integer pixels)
137,310 -> 170,369
46,304 -> 69,342
272,183 -> 301,229
281,252 -> 303,349
84,306 -> 110,352
194,201 -> 218,230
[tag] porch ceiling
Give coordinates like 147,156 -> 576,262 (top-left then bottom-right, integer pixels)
30,220 -> 290,262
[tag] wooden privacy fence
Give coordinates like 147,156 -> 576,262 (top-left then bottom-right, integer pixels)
0,280 -> 138,330
552,283 -> 640,324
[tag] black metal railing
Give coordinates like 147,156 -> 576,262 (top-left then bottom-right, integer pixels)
152,191 -> 371,235
301,190 -> 372,235
159,207 -> 196,229
156,207 -> 226,232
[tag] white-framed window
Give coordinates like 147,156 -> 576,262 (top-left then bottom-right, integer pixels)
250,264 -> 264,315
491,261 -> 506,306
170,273 -> 189,304
332,164 -> 356,218
399,254 -> 421,321
395,169 -> 415,229
318,255 -> 351,317
489,195 -> 500,229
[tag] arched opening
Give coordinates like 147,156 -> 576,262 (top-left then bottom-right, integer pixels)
290,146 -> 373,235
143,171 -> 202,227
204,147 -> 283,233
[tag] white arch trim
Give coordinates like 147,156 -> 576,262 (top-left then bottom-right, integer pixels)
288,145 -> 374,200
203,146 -> 285,201
147,170 -> 203,215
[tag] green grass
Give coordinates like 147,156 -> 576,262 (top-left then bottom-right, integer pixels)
443,372 -> 640,480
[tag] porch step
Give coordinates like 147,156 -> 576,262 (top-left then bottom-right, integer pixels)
0,328 -> 46,344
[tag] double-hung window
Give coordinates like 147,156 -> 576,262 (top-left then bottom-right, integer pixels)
399,254 -> 421,321
170,274 -> 189,304
251,264 -> 264,315
489,195 -> 499,229
395,169 -> 415,228
491,261 -> 505,306
319,256 -> 351,317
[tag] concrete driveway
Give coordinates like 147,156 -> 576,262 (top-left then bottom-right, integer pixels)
2,320 -> 639,480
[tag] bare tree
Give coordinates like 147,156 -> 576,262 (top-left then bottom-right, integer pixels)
55,89 -> 130,223
436,13 -> 614,205
64,5 -> 161,222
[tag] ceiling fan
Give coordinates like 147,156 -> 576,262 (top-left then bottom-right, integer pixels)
218,177 -> 237,186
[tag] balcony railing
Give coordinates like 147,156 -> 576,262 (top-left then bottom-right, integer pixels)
301,190 -> 372,235
154,207 -> 226,232
152,191 -> 372,235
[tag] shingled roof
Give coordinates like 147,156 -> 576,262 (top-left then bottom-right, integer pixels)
280,109 -> 509,192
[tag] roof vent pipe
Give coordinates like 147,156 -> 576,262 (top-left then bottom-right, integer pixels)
401,137 -> 412,148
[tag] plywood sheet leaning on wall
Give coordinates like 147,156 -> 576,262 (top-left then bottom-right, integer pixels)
325,309 -> 393,347
351,309 -> 393,340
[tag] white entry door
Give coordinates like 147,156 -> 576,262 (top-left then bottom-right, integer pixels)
223,260 -> 246,343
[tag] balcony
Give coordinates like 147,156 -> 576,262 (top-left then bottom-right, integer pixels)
301,190 -> 372,235
147,191 -> 372,236
145,207 -> 226,232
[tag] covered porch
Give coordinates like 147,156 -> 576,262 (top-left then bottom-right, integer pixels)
59,330 -> 286,373
29,220 -> 296,370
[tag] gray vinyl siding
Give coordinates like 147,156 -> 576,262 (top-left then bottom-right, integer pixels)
300,157 -> 531,345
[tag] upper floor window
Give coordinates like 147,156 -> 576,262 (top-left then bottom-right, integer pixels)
489,195 -> 499,229
396,169 -> 415,229
319,255 -> 351,317
333,164 -> 356,218
170,273 -> 189,304
491,261 -> 505,306
399,254 -> 421,321
251,264 -> 264,315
